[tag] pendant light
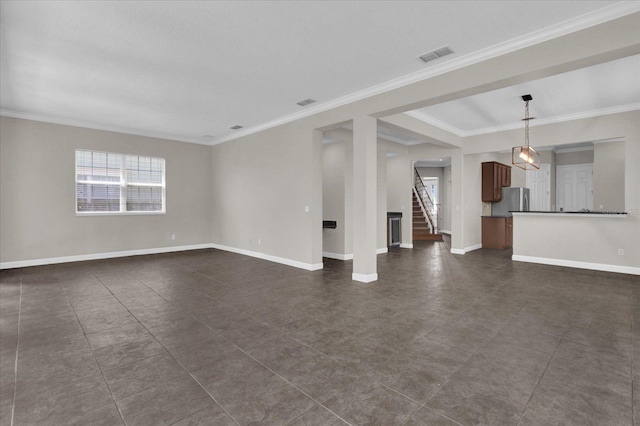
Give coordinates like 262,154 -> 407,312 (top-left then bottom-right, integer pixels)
512,94 -> 540,170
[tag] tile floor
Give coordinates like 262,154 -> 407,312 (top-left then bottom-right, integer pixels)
0,239 -> 638,425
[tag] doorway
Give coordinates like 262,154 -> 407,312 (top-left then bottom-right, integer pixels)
525,163 -> 551,211
422,177 -> 439,228
556,163 -> 593,211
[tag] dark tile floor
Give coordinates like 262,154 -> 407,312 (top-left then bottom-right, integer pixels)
1,239 -> 638,425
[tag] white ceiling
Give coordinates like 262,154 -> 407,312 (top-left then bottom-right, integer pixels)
415,158 -> 452,168
0,1 -> 635,145
413,54 -> 640,136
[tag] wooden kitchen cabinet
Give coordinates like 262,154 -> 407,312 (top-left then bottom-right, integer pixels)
482,216 -> 513,249
482,161 -> 511,202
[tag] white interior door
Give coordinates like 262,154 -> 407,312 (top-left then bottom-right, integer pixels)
556,164 -> 593,211
526,164 -> 550,211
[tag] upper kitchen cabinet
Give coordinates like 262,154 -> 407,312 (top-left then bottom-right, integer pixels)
482,161 -> 511,202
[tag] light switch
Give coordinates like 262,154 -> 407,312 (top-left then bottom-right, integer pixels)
304,206 -> 310,213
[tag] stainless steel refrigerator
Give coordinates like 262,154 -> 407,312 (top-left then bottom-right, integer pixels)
492,187 -> 530,217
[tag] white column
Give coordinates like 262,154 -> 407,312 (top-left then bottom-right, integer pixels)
352,115 -> 378,282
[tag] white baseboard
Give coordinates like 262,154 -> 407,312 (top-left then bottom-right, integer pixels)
323,252 -> 353,261
400,243 -> 413,249
1,243 -> 325,272
464,243 -> 482,253
450,243 -> 482,255
211,243 -> 323,271
323,249 -> 388,261
0,244 -> 213,270
440,230 -> 452,235
512,255 -> 640,276
352,272 -> 378,283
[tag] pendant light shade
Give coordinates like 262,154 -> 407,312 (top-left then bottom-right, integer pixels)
512,94 -> 540,170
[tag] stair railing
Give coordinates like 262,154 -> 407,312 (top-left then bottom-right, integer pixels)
413,168 -> 437,233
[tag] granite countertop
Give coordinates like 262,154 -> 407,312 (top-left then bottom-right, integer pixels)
512,210 -> 627,215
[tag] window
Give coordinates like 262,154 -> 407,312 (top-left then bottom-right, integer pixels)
76,150 -> 165,214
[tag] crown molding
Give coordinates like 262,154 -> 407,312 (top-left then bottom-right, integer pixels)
404,110 -> 466,137
554,146 -> 594,154
456,103 -> 640,137
0,109 -> 211,146
211,2 -> 640,146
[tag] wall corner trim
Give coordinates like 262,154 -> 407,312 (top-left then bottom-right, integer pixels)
352,273 -> 378,283
450,248 -> 465,255
377,248 -> 389,254
512,254 -> 640,275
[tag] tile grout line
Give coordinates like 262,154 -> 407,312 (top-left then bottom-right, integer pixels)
284,403 -> 347,426
398,321 -> 508,426
631,303 -> 635,426
129,274 -> 355,426
67,282 -> 128,426
92,273 -> 244,426
9,278 -> 22,426
515,323 -> 568,425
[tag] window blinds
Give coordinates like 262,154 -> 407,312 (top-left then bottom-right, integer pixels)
76,150 -> 165,214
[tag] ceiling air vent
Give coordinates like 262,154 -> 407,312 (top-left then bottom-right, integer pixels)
296,98 -> 316,107
418,46 -> 454,63
230,125 -> 243,130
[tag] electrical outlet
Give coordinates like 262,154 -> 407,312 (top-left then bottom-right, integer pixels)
618,249 -> 624,256
258,238 -> 261,245
171,234 -> 176,240
304,206 -> 310,213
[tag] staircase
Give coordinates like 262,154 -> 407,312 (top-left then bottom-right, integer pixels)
413,168 -> 443,242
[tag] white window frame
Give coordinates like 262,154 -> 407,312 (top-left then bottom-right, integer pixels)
75,150 -> 166,215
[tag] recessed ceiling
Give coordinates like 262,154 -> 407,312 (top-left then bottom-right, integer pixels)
0,1 -> 629,144
413,54 -> 640,136
415,158 -> 452,168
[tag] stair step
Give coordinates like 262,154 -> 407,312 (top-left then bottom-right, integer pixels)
413,233 -> 444,241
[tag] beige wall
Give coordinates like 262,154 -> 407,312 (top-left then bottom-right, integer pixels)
322,141 -> 346,255
443,165 -> 452,232
0,117 -> 212,264
593,141 -> 625,211
210,122 -> 319,266
555,149 -> 594,166
386,155 -> 412,245
377,145 -> 388,250
513,213 -> 637,272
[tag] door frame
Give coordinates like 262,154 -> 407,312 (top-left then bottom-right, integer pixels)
556,163 -> 594,211
525,163 -> 551,211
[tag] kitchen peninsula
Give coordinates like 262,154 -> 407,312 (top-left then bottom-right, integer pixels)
511,210 -> 637,275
